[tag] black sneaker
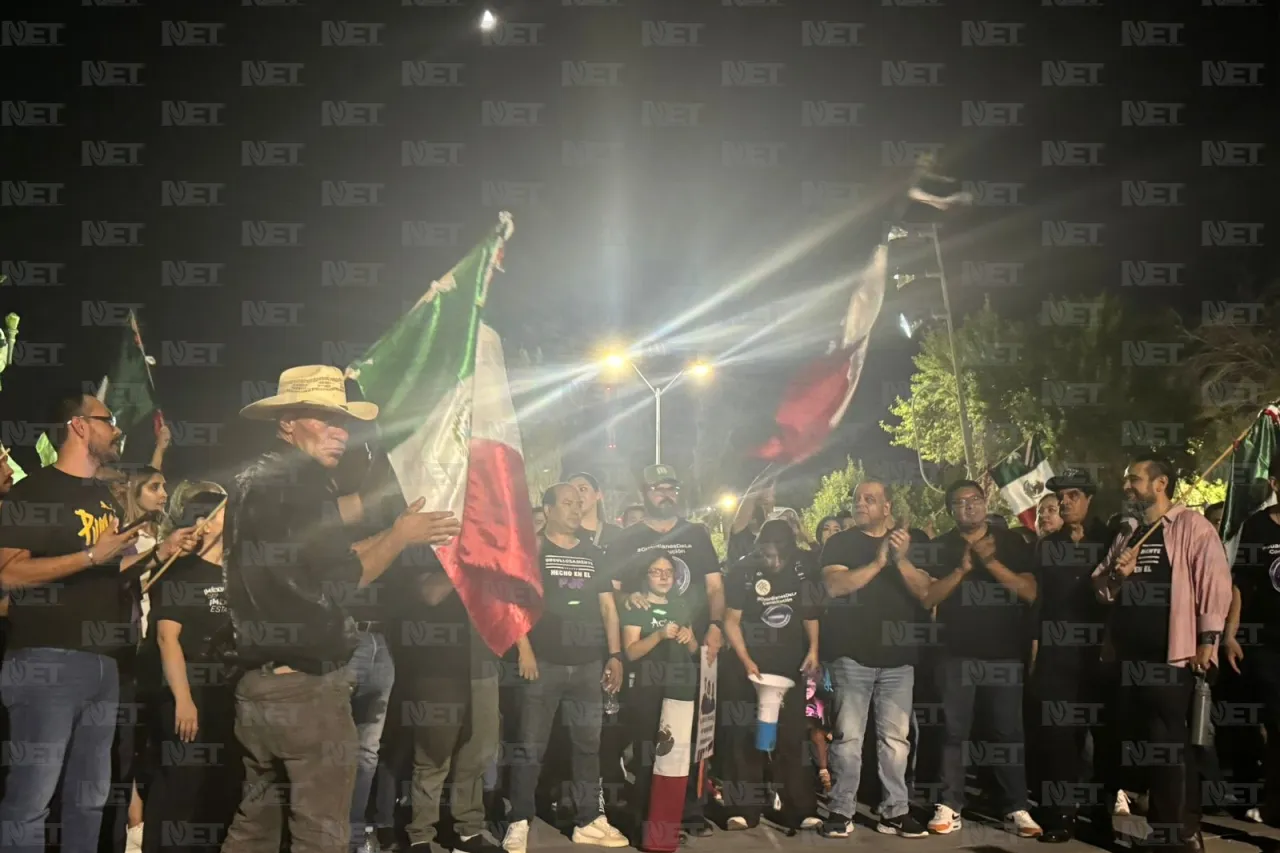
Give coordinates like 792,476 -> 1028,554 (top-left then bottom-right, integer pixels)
451,834 -> 503,853
820,814 -> 853,838
877,814 -> 928,838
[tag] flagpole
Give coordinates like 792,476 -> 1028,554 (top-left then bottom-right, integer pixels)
140,496 -> 228,594
1190,400 -> 1280,487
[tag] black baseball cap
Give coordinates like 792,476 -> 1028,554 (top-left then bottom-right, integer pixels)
1046,468 -> 1097,497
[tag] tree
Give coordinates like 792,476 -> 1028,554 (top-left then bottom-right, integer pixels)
882,293 -> 1205,515
801,457 -> 864,536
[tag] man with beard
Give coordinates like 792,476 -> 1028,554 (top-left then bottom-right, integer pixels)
1091,454 -> 1231,852
1030,470 -> 1115,842
606,464 -> 723,837
921,480 -> 1042,838
0,391 -> 163,853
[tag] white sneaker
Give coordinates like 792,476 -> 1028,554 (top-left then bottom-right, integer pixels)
928,805 -> 962,834
503,820 -> 529,853
1113,790 -> 1131,816
1006,810 -> 1042,838
1247,807 -> 1264,823
125,824 -> 143,853
726,816 -> 749,831
800,817 -> 823,831
572,816 -> 629,848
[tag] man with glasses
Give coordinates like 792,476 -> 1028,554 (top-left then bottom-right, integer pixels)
0,391 -> 147,852
920,480 -> 1041,839
605,464 -> 723,837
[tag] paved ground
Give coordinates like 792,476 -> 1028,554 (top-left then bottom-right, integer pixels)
505,811 -> 1280,853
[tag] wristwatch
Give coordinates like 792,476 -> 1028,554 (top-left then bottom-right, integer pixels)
710,620 -> 724,632
609,652 -> 623,662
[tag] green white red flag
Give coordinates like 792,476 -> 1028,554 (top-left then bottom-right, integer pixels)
990,436 -> 1054,529
1220,405 -> 1280,566
346,213 -> 541,655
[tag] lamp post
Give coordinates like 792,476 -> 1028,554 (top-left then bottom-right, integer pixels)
602,353 -> 712,465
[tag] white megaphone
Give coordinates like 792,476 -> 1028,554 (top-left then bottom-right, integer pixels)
749,673 -> 795,751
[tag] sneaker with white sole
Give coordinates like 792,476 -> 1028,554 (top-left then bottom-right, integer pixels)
928,805 -> 962,834
502,820 -> 529,853
572,816 -> 629,848
800,817 -> 823,831
878,814 -> 929,838
1113,790 -> 1131,816
1246,807 -> 1264,823
726,817 -> 749,831
819,813 -> 853,838
1006,810 -> 1043,838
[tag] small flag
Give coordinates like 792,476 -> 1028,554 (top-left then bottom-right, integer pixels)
1221,405 -> 1280,565
347,213 -> 541,656
99,310 -> 160,434
990,436 -> 1055,529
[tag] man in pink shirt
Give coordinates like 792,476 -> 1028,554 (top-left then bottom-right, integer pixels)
1092,454 -> 1232,853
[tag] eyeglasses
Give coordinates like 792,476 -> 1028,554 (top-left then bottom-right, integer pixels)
648,569 -> 674,580
73,414 -> 117,428
949,497 -> 986,510
648,483 -> 679,494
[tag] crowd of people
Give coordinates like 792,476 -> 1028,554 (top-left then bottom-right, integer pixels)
0,362 -> 1274,853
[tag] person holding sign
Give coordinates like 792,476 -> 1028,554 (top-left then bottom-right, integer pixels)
621,554 -> 701,850
503,484 -> 628,853
720,520 -> 821,831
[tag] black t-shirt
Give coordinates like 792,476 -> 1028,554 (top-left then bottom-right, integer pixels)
818,528 -> 933,668
528,535 -> 609,665
147,554 -> 230,665
1234,510 -> 1280,648
927,527 -> 1034,661
725,557 -> 820,676
621,595 -> 697,700
1111,523 -> 1173,662
0,467 -> 134,656
579,521 -> 624,551
605,519 -> 720,634
1033,520 -> 1112,670
392,566 -> 500,682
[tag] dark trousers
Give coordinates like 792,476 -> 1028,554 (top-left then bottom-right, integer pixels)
508,661 -> 604,826
1116,662 -> 1199,845
624,685 -> 703,833
142,686 -> 240,853
1030,658 -> 1117,828
101,670 -> 143,853
717,664 -> 815,828
222,668 -> 358,853
939,657 -> 1028,813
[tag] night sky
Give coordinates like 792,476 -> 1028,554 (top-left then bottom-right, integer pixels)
1,0 -> 1273,507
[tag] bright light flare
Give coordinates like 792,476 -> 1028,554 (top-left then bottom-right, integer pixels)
717,493 -> 739,513
687,361 -> 713,380
601,352 -> 628,370
479,9 -> 498,31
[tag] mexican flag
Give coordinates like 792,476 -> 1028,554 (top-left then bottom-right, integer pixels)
346,213 -> 541,656
990,436 -> 1054,529
1220,405 -> 1280,566
98,310 -> 162,436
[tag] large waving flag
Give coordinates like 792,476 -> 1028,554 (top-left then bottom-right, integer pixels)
753,244 -> 887,463
347,213 -> 541,655
1220,404 -> 1280,566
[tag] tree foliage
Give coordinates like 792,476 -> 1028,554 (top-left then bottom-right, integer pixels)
801,457 -> 864,537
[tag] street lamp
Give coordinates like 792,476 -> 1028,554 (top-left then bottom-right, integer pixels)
717,493 -> 739,513
479,9 -> 498,30
600,351 -> 713,465
890,223 -> 976,478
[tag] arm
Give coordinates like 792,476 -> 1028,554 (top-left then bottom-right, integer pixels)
972,535 -> 1037,603
802,618 -> 819,673
0,514 -> 139,588
893,532 -> 935,601
600,592 -> 622,656
921,546 -> 973,609
1188,517 -> 1233,663
723,607 -> 754,672
156,619 -> 200,741
624,624 -> 664,661
822,535 -> 890,598
515,634 -> 538,680
420,571 -> 455,606
350,527 -> 410,588
1091,531 -> 1130,602
149,422 -> 171,471
981,557 -> 1038,603
1224,584 -> 1244,672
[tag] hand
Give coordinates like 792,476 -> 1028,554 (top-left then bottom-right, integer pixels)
518,648 -> 539,681
174,697 -> 199,743
888,529 -> 911,564
92,519 -> 141,566
1114,547 -> 1138,578
1225,636 -> 1245,675
393,498 -> 461,546
970,535 -> 996,562
157,526 -> 200,563
156,421 -> 172,449
676,626 -> 695,647
801,651 -> 820,677
875,535 -> 892,568
662,622 -> 681,640
704,623 -> 723,663
958,545 -> 975,575
602,658 -> 623,693
625,592 -> 650,612
1194,643 -> 1215,673
744,658 -> 761,680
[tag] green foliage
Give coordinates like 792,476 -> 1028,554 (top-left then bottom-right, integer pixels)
801,457 -> 864,536
709,525 -> 728,561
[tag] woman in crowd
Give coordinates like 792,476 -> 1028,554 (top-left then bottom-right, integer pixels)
809,516 -> 841,793
568,472 -> 624,548
621,553 -> 701,845
720,520 -> 821,831
140,483 -> 239,853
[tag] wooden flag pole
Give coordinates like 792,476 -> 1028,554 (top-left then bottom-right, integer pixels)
1190,403 -> 1280,488
140,496 -> 228,594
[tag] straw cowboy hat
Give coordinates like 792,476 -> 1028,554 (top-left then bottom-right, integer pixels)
238,365 -> 378,422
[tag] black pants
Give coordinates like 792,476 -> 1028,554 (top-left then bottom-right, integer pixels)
100,665 -> 144,853
142,686 -> 240,853
1030,658 -> 1117,828
1231,645 -> 1280,819
717,664 -> 815,828
1116,662 -> 1199,845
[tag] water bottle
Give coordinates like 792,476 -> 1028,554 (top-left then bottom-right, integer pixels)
603,688 -> 621,717
1189,672 -> 1213,747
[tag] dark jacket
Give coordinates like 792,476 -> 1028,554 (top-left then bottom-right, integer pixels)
1033,518 -> 1113,671
224,440 -> 362,675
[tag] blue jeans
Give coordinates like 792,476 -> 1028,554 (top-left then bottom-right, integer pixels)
0,647 -> 120,853
507,660 -> 604,826
939,657 -> 1028,813
827,658 -> 914,820
347,631 -> 395,847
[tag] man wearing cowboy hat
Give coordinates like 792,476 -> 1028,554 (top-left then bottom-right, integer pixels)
221,365 -> 462,853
